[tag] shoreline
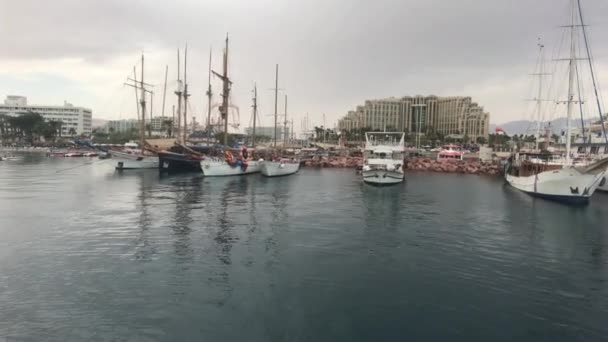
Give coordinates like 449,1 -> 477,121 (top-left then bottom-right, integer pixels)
301,155 -> 502,176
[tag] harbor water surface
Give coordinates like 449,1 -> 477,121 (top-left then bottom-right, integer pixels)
1,155 -> 607,341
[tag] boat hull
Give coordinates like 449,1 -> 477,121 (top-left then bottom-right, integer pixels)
598,176 -> 608,192
362,170 -> 404,185
505,166 -> 605,204
110,151 -> 158,169
158,152 -> 202,173
201,160 -> 261,176
260,161 -> 300,177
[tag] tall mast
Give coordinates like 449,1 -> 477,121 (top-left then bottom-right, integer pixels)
223,35 -> 230,147
252,83 -> 258,148
565,0 -> 576,165
140,54 -> 146,151
576,0 -> 608,143
171,105 -> 175,138
182,45 -> 189,144
175,48 -> 182,142
210,35 -> 231,147
161,65 -> 168,120
149,91 -> 153,137
534,40 -> 545,150
133,67 -> 140,120
273,64 -> 279,148
283,94 -> 288,146
206,47 -> 213,142
211,34 -> 231,147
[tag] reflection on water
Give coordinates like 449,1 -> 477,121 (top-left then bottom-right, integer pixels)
168,175 -> 202,265
361,183 -> 402,231
0,160 -> 607,341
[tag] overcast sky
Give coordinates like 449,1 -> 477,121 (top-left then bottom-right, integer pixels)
1,0 -> 608,130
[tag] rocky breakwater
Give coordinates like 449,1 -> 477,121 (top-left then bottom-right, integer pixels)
405,158 -> 501,176
303,156 -> 363,168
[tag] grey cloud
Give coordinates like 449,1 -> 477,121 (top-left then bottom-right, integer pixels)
2,0 -> 608,124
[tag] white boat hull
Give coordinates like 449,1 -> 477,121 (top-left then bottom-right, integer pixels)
260,161 -> 300,177
110,151 -> 159,169
598,176 -> 608,192
201,160 -> 261,176
505,166 -> 605,204
362,170 -> 404,185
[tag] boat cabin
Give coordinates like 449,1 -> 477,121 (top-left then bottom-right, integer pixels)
437,144 -> 464,161
506,152 -> 563,177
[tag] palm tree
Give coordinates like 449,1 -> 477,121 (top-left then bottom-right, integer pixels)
314,126 -> 324,141
162,119 -> 173,137
68,127 -> 77,137
48,120 -> 62,141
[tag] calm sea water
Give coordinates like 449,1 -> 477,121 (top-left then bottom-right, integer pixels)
1,154 -> 607,341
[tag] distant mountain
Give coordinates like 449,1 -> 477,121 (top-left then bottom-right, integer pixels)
491,117 -> 600,136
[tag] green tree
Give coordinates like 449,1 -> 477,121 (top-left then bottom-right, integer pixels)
48,120 -> 63,140
10,112 -> 46,143
68,127 -> 77,137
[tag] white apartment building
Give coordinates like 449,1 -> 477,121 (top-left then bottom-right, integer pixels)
0,96 -> 93,136
103,119 -> 140,133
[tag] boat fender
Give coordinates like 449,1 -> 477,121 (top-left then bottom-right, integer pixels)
225,150 -> 236,166
600,177 -> 606,187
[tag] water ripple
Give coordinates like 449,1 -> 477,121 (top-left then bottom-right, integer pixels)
0,159 -> 607,341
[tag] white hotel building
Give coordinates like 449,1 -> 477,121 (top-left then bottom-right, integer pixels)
0,96 -> 92,136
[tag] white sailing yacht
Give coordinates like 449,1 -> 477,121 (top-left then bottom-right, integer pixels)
598,180 -> 608,192
110,54 -> 159,170
504,0 -> 608,204
362,132 -> 405,185
201,35 -> 262,177
260,64 -> 300,177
